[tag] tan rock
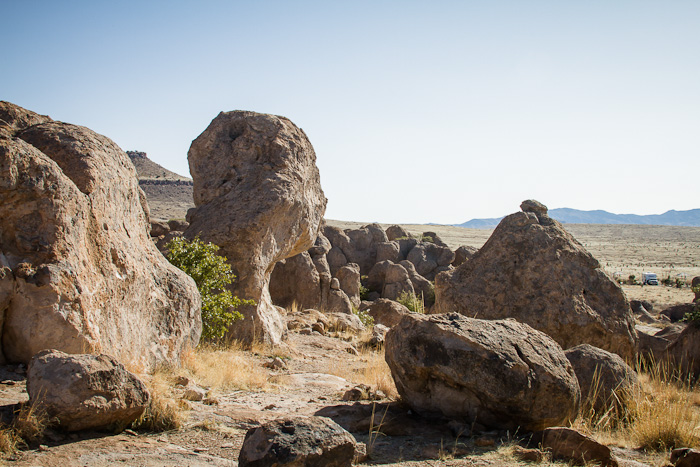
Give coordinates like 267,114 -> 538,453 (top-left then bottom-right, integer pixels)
435,200 -> 636,360
565,344 -> 638,412
238,416 -> 357,467
540,427 -> 617,466
185,111 -> 326,345
365,298 -> 412,327
0,103 -> 201,369
385,313 -> 580,431
27,349 -> 149,432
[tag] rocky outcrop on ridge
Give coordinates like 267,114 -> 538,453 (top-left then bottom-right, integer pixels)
185,110 -> 327,345
0,101 -> 201,369
434,200 -> 637,359
385,313 -> 581,431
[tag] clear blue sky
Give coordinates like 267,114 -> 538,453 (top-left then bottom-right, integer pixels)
3,1 -> 698,224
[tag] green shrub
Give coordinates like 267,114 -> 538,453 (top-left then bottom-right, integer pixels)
359,275 -> 371,301
396,291 -> 426,314
353,306 -> 374,327
165,236 -> 253,342
682,286 -> 700,325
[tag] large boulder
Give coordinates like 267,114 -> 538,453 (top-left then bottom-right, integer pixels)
367,260 -> 414,300
0,102 -> 201,369
666,323 -> 700,380
238,416 -> 358,467
185,111 -> 326,345
335,263 -> 361,308
452,245 -> 478,267
434,200 -> 636,360
27,349 -> 149,432
364,298 -> 412,327
385,313 -> 580,431
564,344 -> 638,412
270,251 -> 321,310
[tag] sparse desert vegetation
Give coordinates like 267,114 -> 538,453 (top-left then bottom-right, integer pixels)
3,101 -> 700,467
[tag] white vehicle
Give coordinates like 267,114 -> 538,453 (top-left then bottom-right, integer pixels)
642,272 -> 659,285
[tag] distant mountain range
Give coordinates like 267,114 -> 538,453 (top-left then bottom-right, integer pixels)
457,208 -> 700,229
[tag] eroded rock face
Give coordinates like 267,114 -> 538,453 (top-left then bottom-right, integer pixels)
385,313 -> 581,431
434,200 -> 636,360
238,416 -> 358,467
565,344 -> 638,412
27,350 -> 149,432
185,111 -> 326,345
0,102 -> 201,368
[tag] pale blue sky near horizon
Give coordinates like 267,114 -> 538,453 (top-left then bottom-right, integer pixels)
2,1 -> 699,224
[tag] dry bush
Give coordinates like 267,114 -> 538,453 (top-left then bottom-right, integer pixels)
131,370 -> 185,432
179,344 -> 270,391
626,360 -> 700,451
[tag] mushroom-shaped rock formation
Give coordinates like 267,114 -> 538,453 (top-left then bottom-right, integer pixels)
185,111 -> 327,345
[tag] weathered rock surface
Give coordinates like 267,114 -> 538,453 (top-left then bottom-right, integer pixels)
27,349 -> 149,432
565,344 -> 638,412
0,102 -> 201,368
539,427 -> 617,466
435,200 -> 636,359
452,245 -> 478,267
238,416 -> 357,467
185,110 -> 326,345
323,224 -> 387,276
270,252 -> 321,310
671,447 -> 700,467
406,242 -> 454,281
636,323 -> 686,362
385,225 -> 410,241
385,313 -> 580,431
661,304 -> 694,322
666,323 -> 700,380
365,298 -> 412,327
335,263 -> 361,308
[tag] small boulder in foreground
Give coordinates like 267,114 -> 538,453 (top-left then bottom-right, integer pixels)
27,349 -> 149,432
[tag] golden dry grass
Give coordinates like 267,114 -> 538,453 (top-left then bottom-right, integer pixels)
326,347 -> 398,399
132,370 -> 185,432
0,400 -> 50,454
574,358 -> 700,452
0,426 -> 20,455
179,344 -> 270,392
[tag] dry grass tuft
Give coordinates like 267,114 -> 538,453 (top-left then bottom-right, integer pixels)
326,347 -> 398,399
0,400 -> 50,454
180,344 -> 270,391
574,357 -> 700,451
11,401 -> 49,443
131,370 -> 185,432
0,425 -> 20,454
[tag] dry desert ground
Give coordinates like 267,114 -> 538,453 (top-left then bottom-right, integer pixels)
2,219 -> 699,467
